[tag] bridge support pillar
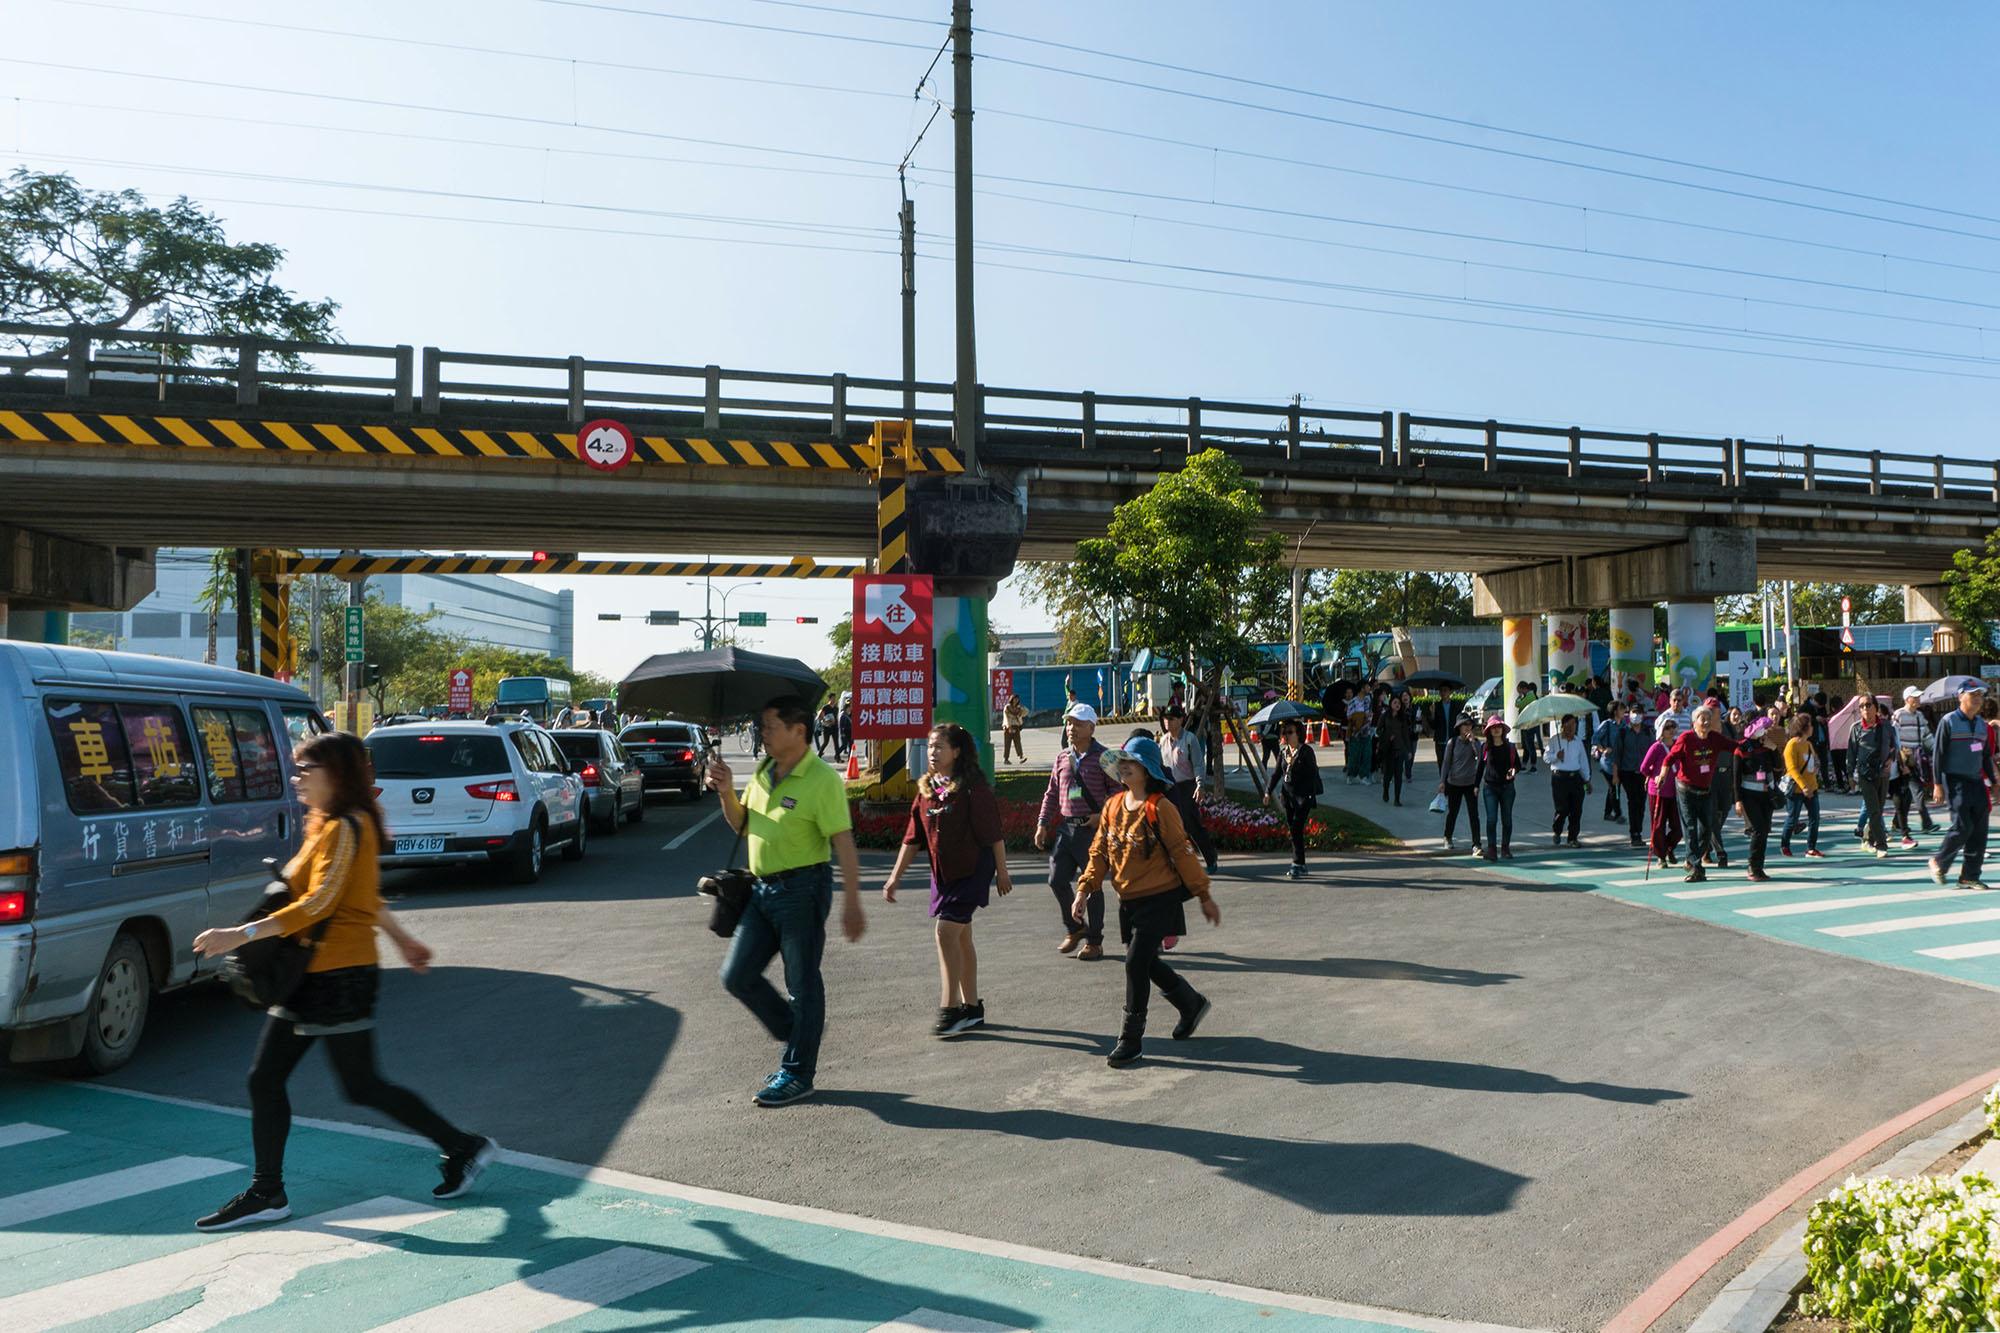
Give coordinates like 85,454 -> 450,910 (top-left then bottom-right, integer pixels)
1905,582 -> 1971,654
1608,606 -> 1654,692
1665,601 -> 1717,693
1500,614 -> 1542,745
1473,529 -> 1755,618
931,581 -> 993,772
0,524 -> 154,640
1545,610 -> 1591,691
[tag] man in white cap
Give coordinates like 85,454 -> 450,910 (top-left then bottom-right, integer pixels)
1892,686 -> 1937,843
1931,680 -> 1995,890
1035,702 -> 1119,958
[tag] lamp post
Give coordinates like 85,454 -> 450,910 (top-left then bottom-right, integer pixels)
688,579 -> 764,649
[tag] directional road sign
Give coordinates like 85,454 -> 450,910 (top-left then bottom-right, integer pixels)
344,607 -> 365,663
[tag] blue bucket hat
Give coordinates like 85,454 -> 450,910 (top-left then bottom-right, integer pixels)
1098,734 -> 1170,785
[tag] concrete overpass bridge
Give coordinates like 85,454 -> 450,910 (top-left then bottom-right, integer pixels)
1,318 -> 1994,693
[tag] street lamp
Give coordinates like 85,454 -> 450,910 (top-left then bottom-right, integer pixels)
685,579 -> 763,649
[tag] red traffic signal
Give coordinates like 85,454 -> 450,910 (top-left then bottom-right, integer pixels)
795,616 -> 820,623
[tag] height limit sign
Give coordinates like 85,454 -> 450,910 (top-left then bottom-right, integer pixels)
850,574 -> 932,740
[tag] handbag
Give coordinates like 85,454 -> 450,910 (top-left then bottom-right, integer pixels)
1428,791 -> 1448,815
221,820 -> 355,1008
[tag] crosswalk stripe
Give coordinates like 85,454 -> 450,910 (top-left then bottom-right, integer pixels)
1919,939 -> 2000,961
0,1195 -> 445,1326
870,1309 -> 1026,1333
1613,867 -> 1930,892
1822,907 -> 2000,938
0,1155 -> 239,1227
1669,881 -> 1834,900
0,1124 -> 64,1149
372,1246 -> 707,1331
1553,867 -> 1606,878
1737,889 -> 1966,919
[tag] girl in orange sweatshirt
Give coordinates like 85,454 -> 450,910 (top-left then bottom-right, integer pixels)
1074,735 -> 1221,1067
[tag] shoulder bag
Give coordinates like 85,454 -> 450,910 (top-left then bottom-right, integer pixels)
697,759 -> 767,938
222,815 -> 354,1007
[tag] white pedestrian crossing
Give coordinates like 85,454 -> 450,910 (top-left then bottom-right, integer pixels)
373,1246 -> 708,1331
0,1195 -> 445,1328
0,1123 -> 65,1149
1737,889 -> 1966,919
1919,939 -> 2000,961
1822,907 -> 2000,938
870,1309 -> 1026,1332
0,1155 -> 239,1228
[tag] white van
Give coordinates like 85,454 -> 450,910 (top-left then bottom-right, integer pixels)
0,643 -> 327,1072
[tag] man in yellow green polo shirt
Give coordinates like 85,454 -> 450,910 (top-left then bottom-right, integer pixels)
707,694 -> 864,1107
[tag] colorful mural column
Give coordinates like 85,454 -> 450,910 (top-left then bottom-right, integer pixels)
1665,601 -> 1717,693
1501,614 -> 1542,742
1608,606 -> 1654,692
1545,612 -> 1591,691
931,587 -> 992,772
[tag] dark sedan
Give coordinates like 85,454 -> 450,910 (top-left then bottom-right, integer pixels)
618,721 -> 711,799
550,729 -> 646,831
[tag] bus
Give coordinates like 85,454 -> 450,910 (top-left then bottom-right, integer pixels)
493,675 -> 572,722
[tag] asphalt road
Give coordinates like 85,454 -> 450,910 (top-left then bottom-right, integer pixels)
16,731 -> 2000,1331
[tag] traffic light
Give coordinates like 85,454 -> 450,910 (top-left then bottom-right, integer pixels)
795,616 -> 820,624
362,662 -> 382,687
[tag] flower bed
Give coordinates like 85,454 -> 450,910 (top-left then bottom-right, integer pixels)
1794,1079 -> 2000,1330
847,791 -> 1363,853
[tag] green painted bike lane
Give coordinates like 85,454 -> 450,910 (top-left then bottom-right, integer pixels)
1466,828 -> 2000,991
0,1080 -> 1512,1333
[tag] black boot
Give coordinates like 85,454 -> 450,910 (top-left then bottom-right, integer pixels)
1107,1011 -> 1145,1067
1168,986 -> 1212,1041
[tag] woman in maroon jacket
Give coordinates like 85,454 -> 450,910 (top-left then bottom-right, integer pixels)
883,723 -> 1014,1038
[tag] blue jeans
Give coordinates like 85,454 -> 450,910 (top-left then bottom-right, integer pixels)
1481,783 -> 1515,853
1781,790 -> 1820,853
720,863 -> 833,1084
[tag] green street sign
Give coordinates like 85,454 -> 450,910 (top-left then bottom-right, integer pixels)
344,606 -> 365,663
737,611 -> 767,627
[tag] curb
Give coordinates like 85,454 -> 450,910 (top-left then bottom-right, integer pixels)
1684,1106 -> 1990,1333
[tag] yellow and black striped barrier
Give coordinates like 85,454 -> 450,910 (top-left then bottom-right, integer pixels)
0,407 -> 964,474
282,555 -> 864,579
866,420 -> 916,801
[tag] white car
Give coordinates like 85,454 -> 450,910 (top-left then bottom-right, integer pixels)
365,721 -> 588,884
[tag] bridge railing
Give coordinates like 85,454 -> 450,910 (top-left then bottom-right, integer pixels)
3,321 -> 1997,503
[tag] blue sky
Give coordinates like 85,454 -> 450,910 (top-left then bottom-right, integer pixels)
8,1 -> 1998,674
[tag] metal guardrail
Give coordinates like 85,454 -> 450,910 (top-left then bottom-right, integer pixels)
4,319 -> 1997,503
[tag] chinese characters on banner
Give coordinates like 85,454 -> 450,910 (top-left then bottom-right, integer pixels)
850,574 -> 933,739
448,667 -> 475,714
990,668 -> 1013,715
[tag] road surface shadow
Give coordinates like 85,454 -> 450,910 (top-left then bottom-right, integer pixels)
817,1088 -> 1529,1216
966,1025 -> 1684,1104
1164,953 -> 1521,986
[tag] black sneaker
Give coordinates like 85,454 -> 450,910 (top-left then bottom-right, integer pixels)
944,1001 -> 984,1036
196,1186 -> 291,1232
931,1005 -> 965,1037
434,1137 -> 499,1200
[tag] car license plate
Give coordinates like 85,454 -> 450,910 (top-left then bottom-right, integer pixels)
394,836 -> 446,855
638,753 -> 662,765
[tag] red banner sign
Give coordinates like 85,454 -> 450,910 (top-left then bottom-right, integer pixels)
448,666 -> 475,714
990,668 -> 1013,714
851,575 -> 933,739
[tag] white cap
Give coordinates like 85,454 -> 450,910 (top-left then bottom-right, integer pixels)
1064,703 -> 1100,724
1903,686 -> 1922,699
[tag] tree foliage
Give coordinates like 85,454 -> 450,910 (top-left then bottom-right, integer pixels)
819,616 -> 854,700
1011,563 -> 1110,663
1,169 -> 338,370
1071,449 -> 1286,680
1715,581 -> 1904,627
1942,529 -> 2000,657
1303,570 -> 1475,660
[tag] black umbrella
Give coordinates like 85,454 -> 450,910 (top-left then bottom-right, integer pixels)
1401,669 -> 1465,690
618,647 -> 827,722
1246,698 -> 1323,728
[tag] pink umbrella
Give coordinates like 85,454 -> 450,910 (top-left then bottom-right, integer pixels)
1826,693 -> 1892,749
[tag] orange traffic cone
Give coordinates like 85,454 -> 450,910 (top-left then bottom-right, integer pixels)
845,752 -> 861,780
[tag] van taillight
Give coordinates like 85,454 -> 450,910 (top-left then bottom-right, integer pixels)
0,850 -> 34,924
466,781 -> 519,802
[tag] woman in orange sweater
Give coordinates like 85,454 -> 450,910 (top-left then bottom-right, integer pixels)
1074,735 -> 1221,1067
191,732 -> 493,1232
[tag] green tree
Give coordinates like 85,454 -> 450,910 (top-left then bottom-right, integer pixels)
1,170 -> 338,371
819,616 -> 853,700
350,597 -> 449,714
1072,447 -> 1286,699
1715,581 -> 1903,627
1011,563 -> 1110,663
195,548 -> 236,666
1303,570 -> 1475,662
1942,529 -> 2000,657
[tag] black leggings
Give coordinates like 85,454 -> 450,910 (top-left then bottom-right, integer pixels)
248,1017 -> 472,1189
1380,754 -> 1405,803
1284,795 -> 1312,866
1443,782 -> 1480,844
1122,900 -> 1199,1028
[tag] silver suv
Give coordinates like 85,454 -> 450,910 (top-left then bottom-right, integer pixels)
366,721 -> 587,884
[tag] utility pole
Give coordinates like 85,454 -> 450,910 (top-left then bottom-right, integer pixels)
900,176 -> 917,422
950,0 -> 978,470
1782,579 -> 1796,695
308,576 -> 323,707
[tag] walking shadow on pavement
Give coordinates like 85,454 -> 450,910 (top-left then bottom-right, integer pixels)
818,1087 -> 1530,1217
1164,953 -> 1521,986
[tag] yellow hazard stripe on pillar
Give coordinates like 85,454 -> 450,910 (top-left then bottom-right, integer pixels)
159,417 -> 213,447
99,414 -> 160,445
44,412 -> 105,443
314,423 -> 368,453
0,410 -> 48,441
265,421 -> 318,452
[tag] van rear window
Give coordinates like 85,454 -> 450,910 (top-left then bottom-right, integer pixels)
45,699 -> 200,814
367,733 -> 509,779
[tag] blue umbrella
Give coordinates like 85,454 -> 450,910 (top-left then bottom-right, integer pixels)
1920,675 -> 1989,706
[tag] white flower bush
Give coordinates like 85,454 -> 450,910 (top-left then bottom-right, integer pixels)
1984,1079 -> 2000,1138
1802,1170 -> 2000,1329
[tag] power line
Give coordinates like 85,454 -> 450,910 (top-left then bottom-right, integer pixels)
531,0 -> 936,52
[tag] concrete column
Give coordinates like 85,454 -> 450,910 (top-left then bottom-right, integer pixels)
1608,606 -> 1653,692
932,583 -> 992,773
1905,583 -> 1968,653
1665,601 -> 1717,693
1502,614 -> 1543,741
1546,611 -> 1590,690
0,596 -> 9,640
